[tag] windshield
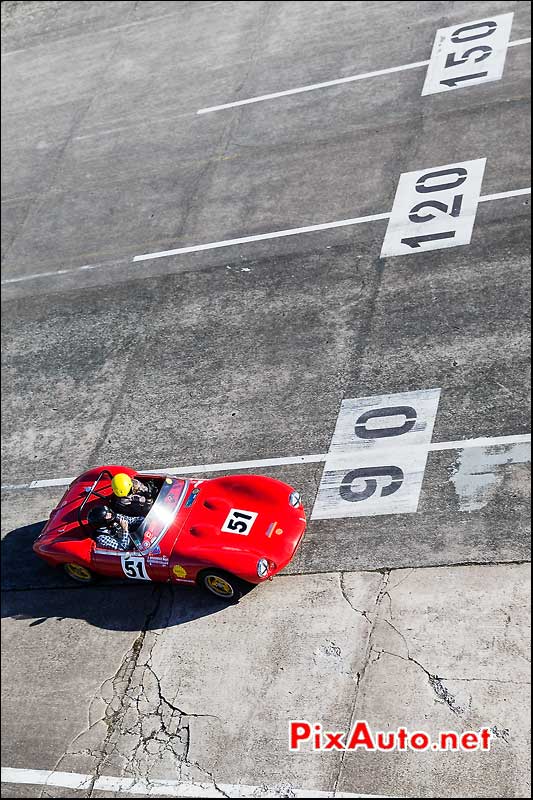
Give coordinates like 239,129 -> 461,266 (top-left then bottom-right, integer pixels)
130,477 -> 187,553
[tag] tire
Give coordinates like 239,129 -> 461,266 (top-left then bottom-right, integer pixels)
197,569 -> 248,602
63,562 -> 96,584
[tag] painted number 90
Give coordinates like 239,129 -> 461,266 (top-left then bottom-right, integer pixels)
339,406 -> 417,503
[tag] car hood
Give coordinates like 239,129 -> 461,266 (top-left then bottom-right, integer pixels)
175,474 -> 305,559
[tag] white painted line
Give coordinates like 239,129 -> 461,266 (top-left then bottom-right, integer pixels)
2,186 -> 530,284
132,212 -> 391,262
29,476 -> 76,489
428,433 -> 532,451
507,37 -> 532,47
131,185 -> 530,263
196,59 -> 430,114
196,34 -> 530,115
142,452 -> 329,475
1,434 -> 529,492
478,187 -> 531,202
0,767 -> 392,798
0,260 -> 120,285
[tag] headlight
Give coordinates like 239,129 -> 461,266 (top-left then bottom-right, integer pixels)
288,491 -> 301,507
257,558 -> 269,578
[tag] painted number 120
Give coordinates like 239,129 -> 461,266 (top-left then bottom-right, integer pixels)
380,158 -> 486,258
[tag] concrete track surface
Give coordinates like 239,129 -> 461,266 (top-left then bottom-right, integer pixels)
1,1 -> 531,798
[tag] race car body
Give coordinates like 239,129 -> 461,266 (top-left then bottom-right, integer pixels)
33,466 -> 307,600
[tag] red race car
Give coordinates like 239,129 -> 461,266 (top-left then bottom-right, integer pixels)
33,466 -> 307,601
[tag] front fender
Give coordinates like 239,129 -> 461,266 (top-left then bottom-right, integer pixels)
192,548 -> 265,585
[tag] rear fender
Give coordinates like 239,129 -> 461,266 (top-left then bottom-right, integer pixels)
37,538 -> 94,569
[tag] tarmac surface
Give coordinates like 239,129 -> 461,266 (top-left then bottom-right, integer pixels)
1,1 -> 531,798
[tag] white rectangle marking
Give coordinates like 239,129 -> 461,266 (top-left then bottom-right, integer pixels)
422,13 -> 514,95
329,389 -> 441,455
221,508 -> 258,536
312,389 -> 441,520
312,444 -> 434,519
380,158 -> 486,257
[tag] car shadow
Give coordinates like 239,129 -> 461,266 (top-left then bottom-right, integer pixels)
1,520 -> 236,631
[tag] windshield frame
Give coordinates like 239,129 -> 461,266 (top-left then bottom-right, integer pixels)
129,476 -> 189,554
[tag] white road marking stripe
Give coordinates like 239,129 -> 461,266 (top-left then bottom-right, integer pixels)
0,767 -> 390,798
196,60 -> 430,114
132,212 -> 392,262
1,434 -> 529,492
1,261 -> 120,285
2,187 -> 530,284
142,452 -> 329,475
507,37 -> 532,47
131,187 -> 531,263
478,187 -> 531,202
196,37 -> 530,114
428,433 -> 532,451
134,187 -> 527,260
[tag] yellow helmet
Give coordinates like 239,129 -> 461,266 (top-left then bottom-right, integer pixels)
111,473 -> 133,497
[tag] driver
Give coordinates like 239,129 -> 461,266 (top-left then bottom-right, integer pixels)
87,505 -> 144,551
110,473 -> 154,516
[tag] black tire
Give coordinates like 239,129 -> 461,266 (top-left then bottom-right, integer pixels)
197,569 -> 248,602
63,562 -> 96,584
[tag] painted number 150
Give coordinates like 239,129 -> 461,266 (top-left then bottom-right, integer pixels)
422,13 -> 514,96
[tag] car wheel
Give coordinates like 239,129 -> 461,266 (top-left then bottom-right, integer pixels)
198,570 -> 246,602
63,562 -> 95,583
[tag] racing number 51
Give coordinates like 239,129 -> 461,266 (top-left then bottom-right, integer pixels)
121,555 -> 150,580
221,508 -> 258,535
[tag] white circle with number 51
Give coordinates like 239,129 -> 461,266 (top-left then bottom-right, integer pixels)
221,508 -> 258,536
121,554 -> 151,580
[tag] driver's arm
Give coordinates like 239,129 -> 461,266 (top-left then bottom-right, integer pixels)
132,478 -> 151,496
117,514 -> 144,533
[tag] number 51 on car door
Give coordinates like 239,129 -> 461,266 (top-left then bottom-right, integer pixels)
121,554 -> 151,580
380,158 -> 486,258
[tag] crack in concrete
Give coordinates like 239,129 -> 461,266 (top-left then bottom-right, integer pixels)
333,568 -> 520,796
338,572 -> 372,625
38,583 -> 229,796
332,569 -> 391,795
373,648 -> 514,745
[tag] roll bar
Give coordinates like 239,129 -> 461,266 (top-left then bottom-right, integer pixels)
78,469 -> 114,529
